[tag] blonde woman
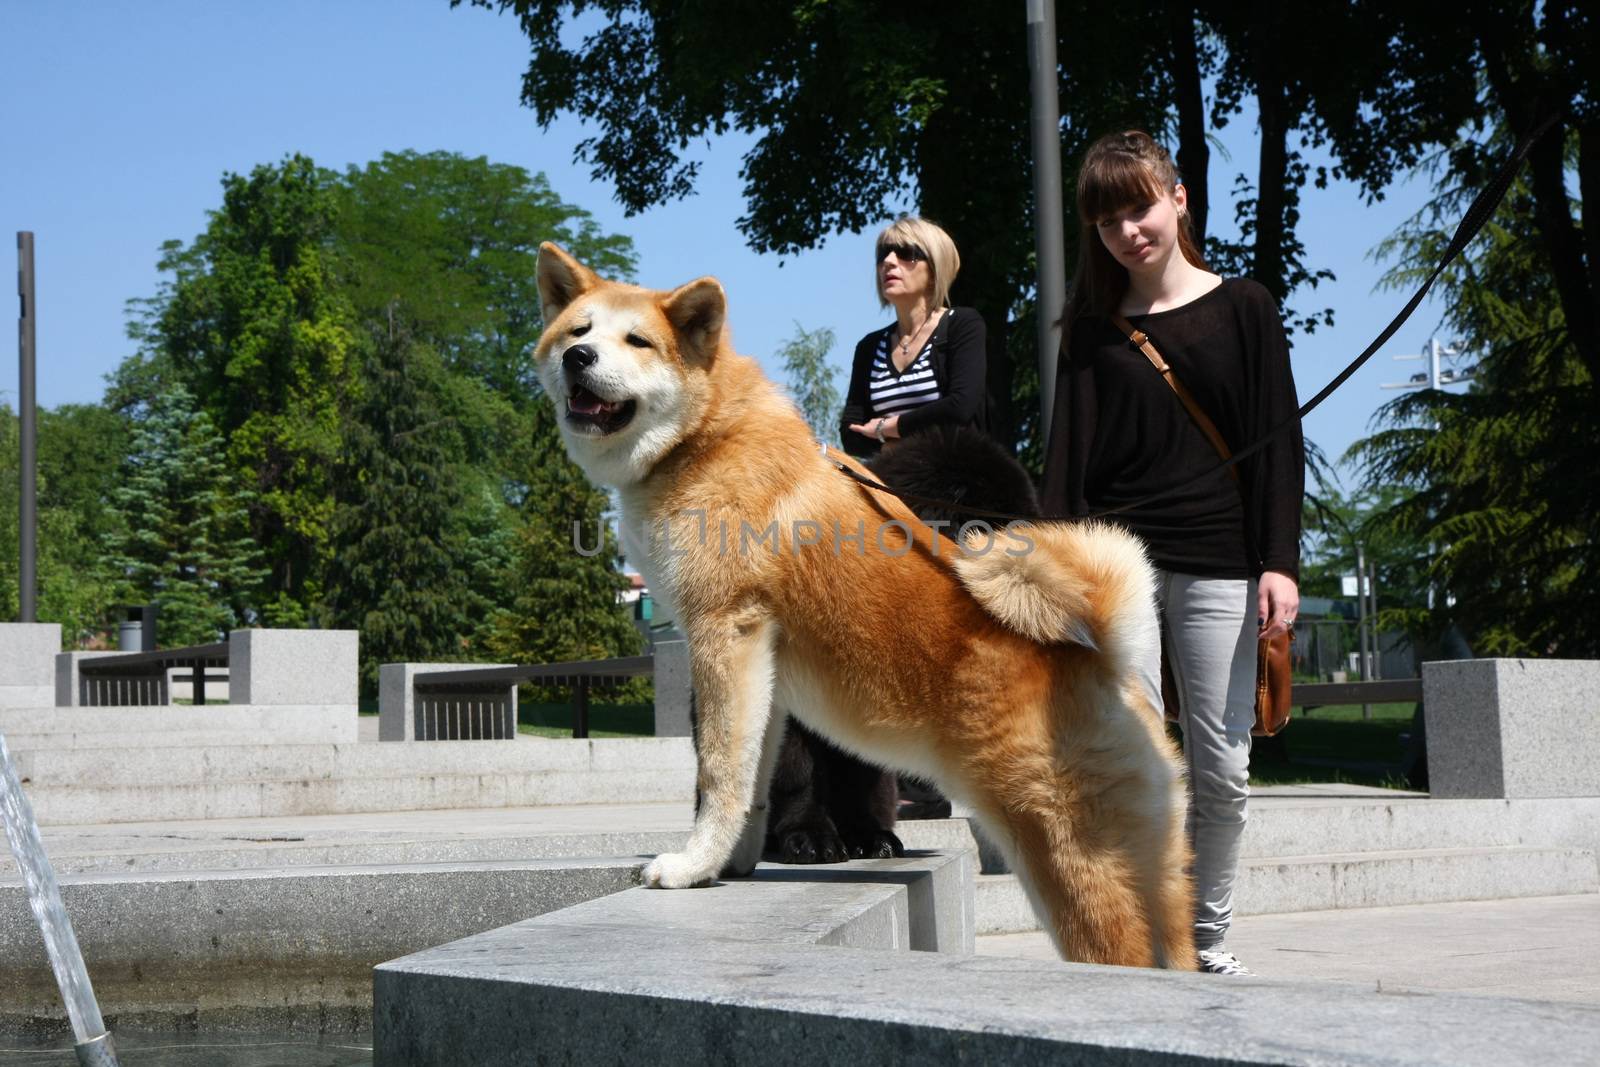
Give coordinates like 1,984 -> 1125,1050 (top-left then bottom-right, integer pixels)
840,216 -> 988,456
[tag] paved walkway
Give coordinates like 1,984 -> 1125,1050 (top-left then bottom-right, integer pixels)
977,893 -> 1600,1005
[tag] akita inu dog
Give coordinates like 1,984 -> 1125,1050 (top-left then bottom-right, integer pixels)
534,244 -> 1195,968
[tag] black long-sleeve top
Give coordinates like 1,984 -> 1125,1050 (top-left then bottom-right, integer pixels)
1040,279 -> 1304,581
839,306 -> 988,458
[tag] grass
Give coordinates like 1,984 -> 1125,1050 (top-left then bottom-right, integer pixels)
367,689 -> 1422,791
517,701 -> 655,739
1242,701 -> 1420,789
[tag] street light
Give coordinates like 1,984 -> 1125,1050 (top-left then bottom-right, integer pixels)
1380,336 -> 1477,393
1376,335 -> 1472,647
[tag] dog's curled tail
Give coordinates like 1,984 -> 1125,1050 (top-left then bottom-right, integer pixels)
952,521 -> 1158,678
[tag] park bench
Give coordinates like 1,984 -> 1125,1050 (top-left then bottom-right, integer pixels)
67,641 -> 230,707
379,639 -> 692,741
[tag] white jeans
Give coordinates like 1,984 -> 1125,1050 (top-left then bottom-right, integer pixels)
1134,570 -> 1257,951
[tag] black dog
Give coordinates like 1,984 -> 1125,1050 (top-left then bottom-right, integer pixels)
764,426 -> 1043,863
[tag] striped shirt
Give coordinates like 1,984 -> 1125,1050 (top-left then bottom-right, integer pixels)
868,329 -> 943,418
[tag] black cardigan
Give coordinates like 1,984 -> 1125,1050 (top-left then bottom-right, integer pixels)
1039,279 -> 1303,581
838,306 -> 988,458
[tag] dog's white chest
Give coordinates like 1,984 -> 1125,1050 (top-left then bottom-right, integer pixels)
618,498 -> 684,627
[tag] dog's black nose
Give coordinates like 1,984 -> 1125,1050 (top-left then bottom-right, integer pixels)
563,344 -> 599,374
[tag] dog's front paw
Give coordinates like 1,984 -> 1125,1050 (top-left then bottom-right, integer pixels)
843,827 -> 905,859
642,852 -> 715,889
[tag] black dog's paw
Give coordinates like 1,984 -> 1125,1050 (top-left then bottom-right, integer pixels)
776,825 -> 849,864
842,827 -> 905,860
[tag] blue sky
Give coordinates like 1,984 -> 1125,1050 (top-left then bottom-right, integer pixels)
1,1 -> 1465,486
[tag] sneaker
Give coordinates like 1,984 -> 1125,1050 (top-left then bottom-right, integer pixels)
1197,948 -> 1255,976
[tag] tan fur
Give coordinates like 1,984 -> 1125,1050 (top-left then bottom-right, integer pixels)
534,244 -> 1195,969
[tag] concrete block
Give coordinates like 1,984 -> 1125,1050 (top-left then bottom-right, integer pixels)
53,651 -> 124,707
975,845 -> 1600,934
230,628 -> 358,707
379,663 -> 517,741
374,851 -> 1598,1067
1,704 -> 357,750
18,737 -> 696,823
0,859 -> 642,1036
652,637 -> 692,737
0,623 -> 59,707
1425,658 -> 1600,798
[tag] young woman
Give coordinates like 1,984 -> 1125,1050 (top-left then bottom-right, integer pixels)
1041,130 -> 1304,975
839,216 -> 987,456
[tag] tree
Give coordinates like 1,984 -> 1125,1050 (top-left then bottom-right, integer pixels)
777,323 -> 841,445
453,0 -> 1444,444
102,386 -> 264,646
118,154 -> 359,625
1342,0 -> 1599,657
335,150 -> 636,395
1350,137 -> 1597,658
112,148 -> 643,669
1,404 -> 127,643
484,401 -> 641,668
322,316 -> 479,692
456,0 -> 1176,446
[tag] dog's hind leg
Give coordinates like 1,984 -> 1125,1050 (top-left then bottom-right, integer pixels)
973,735 -> 1193,969
644,611 -> 779,889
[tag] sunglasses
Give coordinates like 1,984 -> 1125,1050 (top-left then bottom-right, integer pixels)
877,242 -> 927,264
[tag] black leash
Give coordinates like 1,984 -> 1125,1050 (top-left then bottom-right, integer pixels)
830,115 -> 1562,524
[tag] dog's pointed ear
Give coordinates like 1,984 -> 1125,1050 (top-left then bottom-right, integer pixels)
537,242 -> 600,324
662,277 -> 726,361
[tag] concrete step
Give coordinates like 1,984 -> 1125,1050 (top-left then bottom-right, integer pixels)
1,703 -> 357,747
1235,793 -> 1600,859
17,738 -> 695,824
1,857 -> 644,1035
975,845 -> 1600,934
15,814 -> 959,878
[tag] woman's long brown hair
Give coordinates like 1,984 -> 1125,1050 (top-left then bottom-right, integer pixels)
1059,131 -> 1208,351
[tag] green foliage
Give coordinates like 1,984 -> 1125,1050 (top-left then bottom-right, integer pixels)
111,148 -> 641,670
457,0 -> 1182,444
119,154 -> 359,622
334,150 -> 635,394
777,322 -> 840,445
0,405 -> 127,643
484,400 -> 641,670
453,0 -> 1450,445
1351,129 -> 1598,656
102,386 -> 265,646
322,318 -> 479,692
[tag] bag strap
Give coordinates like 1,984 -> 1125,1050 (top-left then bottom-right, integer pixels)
1110,314 -> 1238,482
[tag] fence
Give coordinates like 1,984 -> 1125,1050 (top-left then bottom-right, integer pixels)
69,642 -> 230,707
1294,619 -> 1417,681
407,655 -> 657,740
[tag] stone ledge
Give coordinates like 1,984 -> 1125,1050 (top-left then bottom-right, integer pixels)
375,855 -> 1597,1067
1,704 -> 359,748
0,858 -> 643,1038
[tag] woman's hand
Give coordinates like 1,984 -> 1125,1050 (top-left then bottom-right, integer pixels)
846,415 -> 900,442
1257,570 -> 1299,639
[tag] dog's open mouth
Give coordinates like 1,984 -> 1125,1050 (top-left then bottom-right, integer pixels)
566,384 -> 637,434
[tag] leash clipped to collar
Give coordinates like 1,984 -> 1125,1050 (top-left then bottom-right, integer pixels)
830,115 -> 1562,525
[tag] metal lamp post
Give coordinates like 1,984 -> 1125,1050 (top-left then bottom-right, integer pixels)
17,232 -> 38,622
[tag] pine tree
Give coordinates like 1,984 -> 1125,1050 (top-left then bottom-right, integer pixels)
104,387 -> 264,646
485,399 -> 640,669
1352,131 -> 1598,657
321,318 -> 478,692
